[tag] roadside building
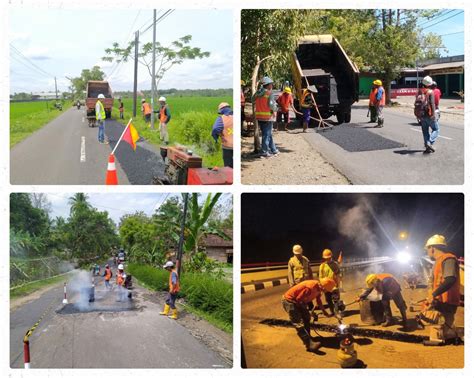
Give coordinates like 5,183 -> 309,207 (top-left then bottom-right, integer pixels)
203,229 -> 233,264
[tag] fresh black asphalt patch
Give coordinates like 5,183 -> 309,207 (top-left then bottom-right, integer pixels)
318,124 -> 405,152
105,120 -> 165,184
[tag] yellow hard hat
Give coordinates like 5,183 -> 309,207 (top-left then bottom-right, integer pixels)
425,234 -> 447,249
322,249 -> 333,259
373,80 -> 382,86
366,274 -> 378,288
319,278 -> 336,292
240,80 -> 245,86
284,87 -> 292,94
292,244 -> 303,255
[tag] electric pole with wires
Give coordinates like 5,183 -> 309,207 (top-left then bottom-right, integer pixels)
176,193 -> 189,279
132,30 -> 139,117
151,9 -> 157,130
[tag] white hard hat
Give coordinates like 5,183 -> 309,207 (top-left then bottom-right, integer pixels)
98,94 -> 105,99
159,96 -> 166,102
422,76 -> 433,87
292,244 -> 303,255
163,261 -> 174,269
118,264 -> 124,270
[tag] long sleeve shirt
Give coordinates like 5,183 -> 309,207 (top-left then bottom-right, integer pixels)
212,107 -> 233,142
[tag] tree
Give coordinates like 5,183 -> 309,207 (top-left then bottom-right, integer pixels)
68,193 -> 91,215
10,193 -> 50,238
29,193 -> 52,215
102,35 -> 210,103
67,66 -> 105,99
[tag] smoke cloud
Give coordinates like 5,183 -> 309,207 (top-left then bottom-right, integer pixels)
66,270 -> 96,311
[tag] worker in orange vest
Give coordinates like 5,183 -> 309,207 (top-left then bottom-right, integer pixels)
357,273 -> 408,328
102,263 -> 113,290
282,278 -> 335,352
141,98 -> 152,123
241,80 -> 246,130
160,261 -> 180,320
424,234 -> 461,333
368,82 -> 378,123
212,102 -> 233,168
116,263 -> 127,301
158,96 -> 171,145
372,80 -> 385,128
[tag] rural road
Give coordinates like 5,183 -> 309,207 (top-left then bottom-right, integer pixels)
303,106 -> 464,185
10,107 -> 165,185
241,262 -> 464,368
11,272 -> 230,368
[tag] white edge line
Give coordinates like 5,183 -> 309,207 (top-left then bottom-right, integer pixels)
410,128 -> 453,140
80,136 -> 86,162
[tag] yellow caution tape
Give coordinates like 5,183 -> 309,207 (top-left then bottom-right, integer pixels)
23,298 -> 58,343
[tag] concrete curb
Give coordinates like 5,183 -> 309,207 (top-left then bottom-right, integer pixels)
241,278 -> 288,294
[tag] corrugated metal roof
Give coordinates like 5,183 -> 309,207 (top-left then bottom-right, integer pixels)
422,61 -> 464,70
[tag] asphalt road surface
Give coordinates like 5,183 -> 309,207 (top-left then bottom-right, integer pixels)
303,106 -> 463,185
241,262 -> 464,368
11,273 -> 229,368
11,107 -> 165,185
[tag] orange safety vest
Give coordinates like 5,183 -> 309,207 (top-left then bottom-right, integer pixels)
255,90 -> 273,121
221,115 -> 233,149
369,87 -> 378,106
105,267 -> 112,280
169,269 -> 180,294
433,253 -> 460,305
160,105 -> 169,123
142,102 -> 152,115
284,280 -> 322,304
116,271 -> 124,286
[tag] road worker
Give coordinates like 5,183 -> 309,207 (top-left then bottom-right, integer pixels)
241,80 -> 246,130
418,76 -> 438,153
116,263 -> 127,301
141,98 -> 152,123
300,88 -> 314,132
288,244 -> 313,287
357,273 -> 408,328
212,102 -> 233,168
276,87 -> 294,132
158,96 -> 171,144
281,278 -> 336,352
160,261 -> 180,320
372,80 -> 385,128
95,94 -> 108,144
368,82 -> 378,122
118,98 -> 124,119
424,234 -> 461,338
319,249 -> 342,316
253,76 -> 279,157
103,263 -> 113,290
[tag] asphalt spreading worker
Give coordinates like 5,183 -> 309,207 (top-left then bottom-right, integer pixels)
357,273 -> 408,328
372,79 -> 385,128
422,234 -> 461,342
288,244 -> 313,287
300,87 -> 317,132
95,94 -> 108,144
158,96 -> 171,144
116,263 -> 127,302
141,98 -> 152,123
160,261 -> 180,320
414,76 -> 438,153
368,82 -> 378,123
253,76 -> 279,158
212,102 -> 233,168
319,249 -> 342,316
103,263 -> 113,290
281,278 -> 336,352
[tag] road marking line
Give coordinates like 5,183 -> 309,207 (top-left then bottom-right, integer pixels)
410,128 -> 453,140
80,136 -> 86,162
82,117 -> 85,123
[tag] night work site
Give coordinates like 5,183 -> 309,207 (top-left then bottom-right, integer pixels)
241,193 -> 464,368
10,193 -> 233,368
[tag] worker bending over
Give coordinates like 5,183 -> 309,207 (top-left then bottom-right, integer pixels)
358,273 -> 408,328
282,278 -> 336,352
160,261 -> 180,320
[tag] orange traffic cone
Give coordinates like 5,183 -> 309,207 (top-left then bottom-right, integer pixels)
105,153 -> 118,185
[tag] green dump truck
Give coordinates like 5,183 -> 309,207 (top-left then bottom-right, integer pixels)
291,35 -> 359,124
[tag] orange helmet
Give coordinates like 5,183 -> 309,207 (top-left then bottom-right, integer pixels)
322,249 -> 333,259
319,278 -> 336,292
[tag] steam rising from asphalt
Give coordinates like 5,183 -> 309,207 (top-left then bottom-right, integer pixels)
337,196 -> 378,257
67,270 -> 95,311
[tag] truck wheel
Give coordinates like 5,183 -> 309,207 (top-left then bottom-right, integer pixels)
344,112 -> 351,123
336,112 -> 344,125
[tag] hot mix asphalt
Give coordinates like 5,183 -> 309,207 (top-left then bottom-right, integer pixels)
318,124 -> 405,152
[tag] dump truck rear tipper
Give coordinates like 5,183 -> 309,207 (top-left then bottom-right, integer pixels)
291,35 -> 359,124
85,81 -> 114,127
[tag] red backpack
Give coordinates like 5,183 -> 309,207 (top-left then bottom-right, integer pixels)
414,89 -> 432,118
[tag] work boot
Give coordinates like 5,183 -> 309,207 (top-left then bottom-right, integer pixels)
159,304 -> 170,316
168,308 -> 178,320
382,317 -> 397,327
427,144 -> 435,153
306,340 -> 322,352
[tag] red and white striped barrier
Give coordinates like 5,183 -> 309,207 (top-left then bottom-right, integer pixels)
23,340 -> 30,368
62,282 -> 68,304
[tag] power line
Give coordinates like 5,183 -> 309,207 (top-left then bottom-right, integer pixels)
418,9 -> 456,27
421,10 -> 464,31
10,44 -> 55,78
10,51 -> 53,80
439,31 -> 464,37
141,9 -> 174,34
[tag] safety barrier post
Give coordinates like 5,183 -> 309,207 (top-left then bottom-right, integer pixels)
62,282 -> 68,304
23,339 -> 30,368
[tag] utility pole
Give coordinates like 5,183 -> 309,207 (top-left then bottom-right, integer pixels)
54,77 -> 58,100
150,9 -> 157,130
132,30 -> 139,117
176,193 -> 189,279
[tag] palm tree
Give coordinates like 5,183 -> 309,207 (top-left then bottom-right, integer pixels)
68,193 -> 90,215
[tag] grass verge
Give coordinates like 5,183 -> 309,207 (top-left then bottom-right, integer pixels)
10,273 -> 70,299
128,263 -> 232,333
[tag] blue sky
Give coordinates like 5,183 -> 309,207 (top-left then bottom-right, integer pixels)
10,9 -> 233,93
46,193 -> 233,225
